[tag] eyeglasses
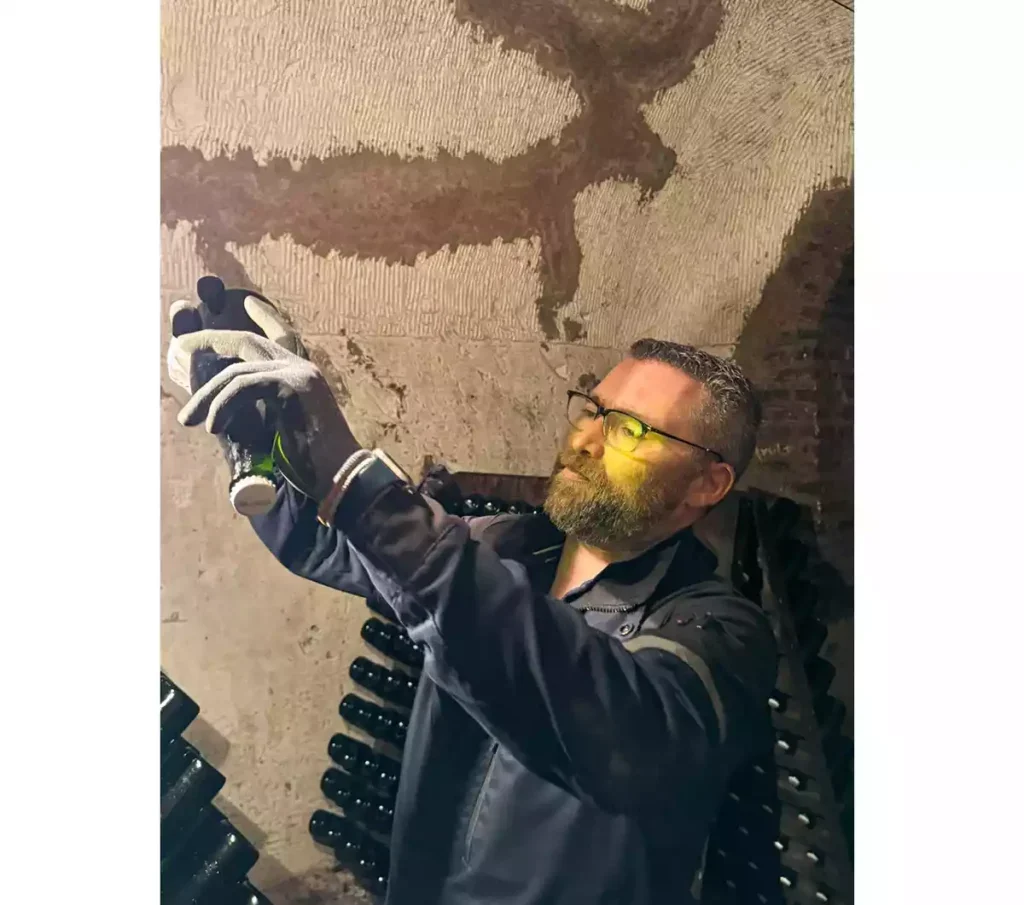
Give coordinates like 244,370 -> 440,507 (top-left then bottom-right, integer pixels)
565,390 -> 725,463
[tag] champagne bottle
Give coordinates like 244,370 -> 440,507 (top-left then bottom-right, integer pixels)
161,737 -> 226,851
339,693 -> 409,747
774,731 -> 800,756
228,881 -> 274,905
805,847 -> 825,867
816,696 -> 847,736
309,809 -> 390,868
161,673 -> 199,744
805,656 -> 836,692
327,734 -> 400,797
162,809 -> 258,905
349,656 -> 417,709
778,808 -> 818,837
309,809 -> 365,856
321,768 -> 394,834
360,618 -> 424,669
189,350 -> 277,517
364,591 -> 397,622
799,620 -> 829,657
782,769 -> 810,792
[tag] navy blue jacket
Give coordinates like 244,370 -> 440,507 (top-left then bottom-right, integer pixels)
251,481 -> 777,905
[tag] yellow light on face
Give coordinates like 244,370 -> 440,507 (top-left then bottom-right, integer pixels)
603,444 -> 649,487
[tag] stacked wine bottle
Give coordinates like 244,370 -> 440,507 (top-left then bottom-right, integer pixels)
161,672 -> 274,905
311,486 -> 541,900
701,495 -> 854,905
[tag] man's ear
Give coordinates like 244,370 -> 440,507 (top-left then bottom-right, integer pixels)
685,461 -> 736,510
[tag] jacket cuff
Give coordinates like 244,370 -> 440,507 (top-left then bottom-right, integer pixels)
335,481 -> 457,588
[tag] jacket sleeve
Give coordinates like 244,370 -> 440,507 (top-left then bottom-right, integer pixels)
337,482 -> 779,819
247,480 -> 378,598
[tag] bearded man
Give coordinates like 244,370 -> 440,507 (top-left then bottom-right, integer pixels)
169,292 -> 777,905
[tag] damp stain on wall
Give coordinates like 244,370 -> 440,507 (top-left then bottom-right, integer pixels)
161,0 -> 724,342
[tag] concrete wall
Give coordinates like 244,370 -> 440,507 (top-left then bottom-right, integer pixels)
160,1 -> 852,900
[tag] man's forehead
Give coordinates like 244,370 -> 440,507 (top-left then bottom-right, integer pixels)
593,359 -> 703,427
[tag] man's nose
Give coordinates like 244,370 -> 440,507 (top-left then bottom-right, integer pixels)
568,416 -> 605,460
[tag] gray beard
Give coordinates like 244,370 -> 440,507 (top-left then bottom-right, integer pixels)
542,470 -> 671,547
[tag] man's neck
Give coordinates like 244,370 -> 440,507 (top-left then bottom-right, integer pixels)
551,525 -> 684,599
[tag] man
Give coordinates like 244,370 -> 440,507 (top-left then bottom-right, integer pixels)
168,293 -> 777,905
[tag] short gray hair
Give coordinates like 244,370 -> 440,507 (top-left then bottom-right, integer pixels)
628,339 -> 761,477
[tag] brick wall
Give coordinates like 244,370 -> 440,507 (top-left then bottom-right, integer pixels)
733,181 -> 854,587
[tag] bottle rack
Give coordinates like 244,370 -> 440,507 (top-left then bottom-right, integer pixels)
160,672 -> 274,905
701,495 -> 854,905
310,468 -> 545,900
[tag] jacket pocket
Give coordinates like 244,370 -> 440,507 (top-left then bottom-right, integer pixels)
463,743 -> 499,865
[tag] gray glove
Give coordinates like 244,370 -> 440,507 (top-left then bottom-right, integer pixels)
169,295 -> 360,502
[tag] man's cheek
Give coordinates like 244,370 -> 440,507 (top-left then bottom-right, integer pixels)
603,446 -> 647,487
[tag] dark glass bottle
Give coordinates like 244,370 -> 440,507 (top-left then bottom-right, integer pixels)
161,737 -> 226,851
310,809 -> 360,850
816,696 -> 847,736
804,656 -> 836,692
189,351 -> 277,517
481,498 -> 503,515
355,840 -> 390,895
327,734 -> 401,797
782,769 -> 810,792
774,731 -> 800,756
779,808 -> 818,836
364,591 -> 396,622
309,810 -> 390,867
779,866 -> 798,890
227,881 -> 274,905
360,618 -> 424,669
787,579 -> 817,622
460,495 -> 486,516
161,808 -> 258,905
161,673 -> 200,744
349,656 -> 417,708
339,693 -> 408,747
361,865 -> 388,897
798,619 -> 829,657
321,768 -> 395,834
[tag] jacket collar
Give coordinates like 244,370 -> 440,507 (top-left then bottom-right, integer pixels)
521,515 -> 719,609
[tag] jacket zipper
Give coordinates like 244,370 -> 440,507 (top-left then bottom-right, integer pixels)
571,601 -> 644,615
463,742 -> 499,863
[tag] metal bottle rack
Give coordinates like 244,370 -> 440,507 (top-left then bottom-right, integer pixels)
161,672 -> 274,905
701,494 -> 854,905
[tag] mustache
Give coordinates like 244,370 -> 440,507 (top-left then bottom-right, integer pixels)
558,455 -> 603,482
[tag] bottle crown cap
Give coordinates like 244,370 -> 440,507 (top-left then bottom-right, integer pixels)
230,474 -> 277,517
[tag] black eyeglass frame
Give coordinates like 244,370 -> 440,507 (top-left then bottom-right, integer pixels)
565,390 -> 726,464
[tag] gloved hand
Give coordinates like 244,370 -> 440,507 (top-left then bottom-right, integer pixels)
167,276 -> 306,392
169,295 -> 361,502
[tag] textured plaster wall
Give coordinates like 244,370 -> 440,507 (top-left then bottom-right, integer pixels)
160,1 -> 852,900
